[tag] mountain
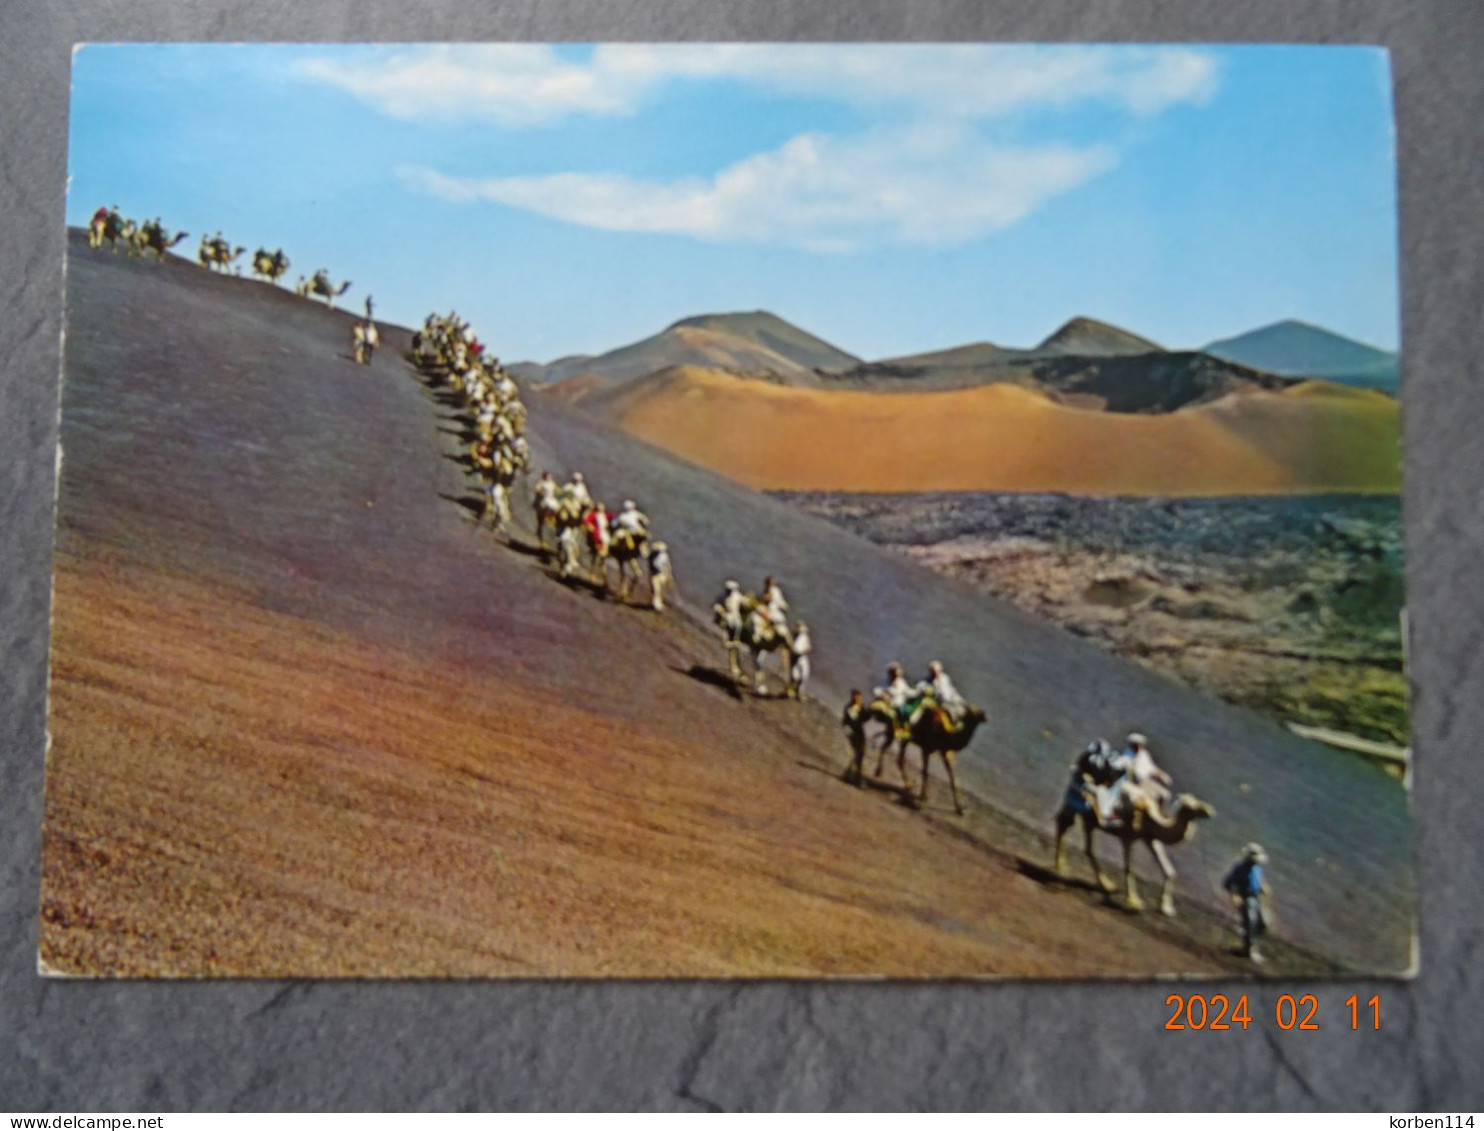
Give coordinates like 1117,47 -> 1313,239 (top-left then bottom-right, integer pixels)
588,364 -> 1401,495
1204,320 -> 1400,392
670,310 -> 862,371
521,310 -> 859,387
873,341 -> 1024,370
1025,351 -> 1293,413
822,318 -> 1280,411
825,349 -> 1294,410
1033,316 -> 1165,357
43,232 -> 1411,976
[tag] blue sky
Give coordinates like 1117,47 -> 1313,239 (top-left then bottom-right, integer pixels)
68,44 -> 1399,362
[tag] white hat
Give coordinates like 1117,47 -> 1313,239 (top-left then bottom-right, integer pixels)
725,580 -> 740,590
652,541 -> 668,552
1243,843 -> 1268,863
1126,732 -> 1148,747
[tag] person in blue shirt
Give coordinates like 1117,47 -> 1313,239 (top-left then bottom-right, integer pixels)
1223,843 -> 1270,964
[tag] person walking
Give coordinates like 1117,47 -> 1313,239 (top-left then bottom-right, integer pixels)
1223,843 -> 1271,964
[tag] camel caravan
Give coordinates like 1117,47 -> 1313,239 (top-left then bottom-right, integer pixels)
88,206 -> 188,261
411,310 -> 679,616
83,200 -> 1257,957
408,303 -> 1227,932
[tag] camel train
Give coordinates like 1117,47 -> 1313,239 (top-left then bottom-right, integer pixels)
88,202 -> 1234,946
88,208 -> 187,261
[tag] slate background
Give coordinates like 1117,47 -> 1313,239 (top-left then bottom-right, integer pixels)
1,1 -> 1480,1112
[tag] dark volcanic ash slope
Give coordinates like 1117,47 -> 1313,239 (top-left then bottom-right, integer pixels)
47,233 -> 1231,979
45,233 -> 1412,975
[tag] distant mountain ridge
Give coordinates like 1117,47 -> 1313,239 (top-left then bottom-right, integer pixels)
517,310 -> 859,388
1203,320 -> 1399,392
522,310 -> 1396,411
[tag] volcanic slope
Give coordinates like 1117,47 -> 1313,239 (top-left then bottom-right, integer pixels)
580,364 -> 1402,495
523,310 -> 858,388
44,233 -> 1411,976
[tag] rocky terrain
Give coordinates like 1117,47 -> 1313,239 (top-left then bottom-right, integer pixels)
779,492 -> 1408,750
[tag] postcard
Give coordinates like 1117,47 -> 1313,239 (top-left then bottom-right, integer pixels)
42,44 -> 1409,977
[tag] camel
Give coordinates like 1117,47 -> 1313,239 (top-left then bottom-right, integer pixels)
903,704 -> 986,815
198,236 -> 245,273
533,492 -> 561,551
90,211 -> 127,252
1053,789 -> 1216,917
716,607 -> 800,696
133,222 -> 188,262
597,529 -> 649,603
863,696 -> 915,789
298,270 -> 352,309
471,446 -> 519,534
552,498 -> 587,578
251,248 -> 291,284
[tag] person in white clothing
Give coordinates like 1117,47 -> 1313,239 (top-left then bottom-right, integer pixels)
1114,732 -> 1174,816
611,499 -> 650,547
647,541 -> 674,613
713,580 -> 748,641
564,472 -> 592,512
874,662 -> 915,726
788,621 -> 812,700
913,659 -> 967,726
760,576 -> 790,631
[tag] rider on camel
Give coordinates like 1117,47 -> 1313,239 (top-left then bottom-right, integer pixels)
1113,732 -> 1174,817
911,660 -> 967,727
611,499 -> 649,550
583,500 -> 611,556
713,580 -> 748,640
760,576 -> 790,636
874,663 -> 917,730
564,472 -> 592,513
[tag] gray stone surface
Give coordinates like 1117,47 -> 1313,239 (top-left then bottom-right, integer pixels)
2,0 -> 1480,1112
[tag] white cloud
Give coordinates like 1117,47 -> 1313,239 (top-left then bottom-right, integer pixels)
311,44 -> 1216,251
399,125 -> 1116,251
299,43 -> 1217,126
296,46 -> 649,127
